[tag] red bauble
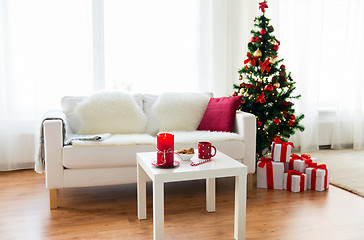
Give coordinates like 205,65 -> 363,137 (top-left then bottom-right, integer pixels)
273,118 -> 280,125
290,115 -> 296,120
273,45 -> 279,51
251,37 -> 259,42
264,84 -> 273,91
289,119 -> 295,126
260,29 -> 266,35
258,120 -> 263,126
232,92 -> 238,96
280,65 -> 286,70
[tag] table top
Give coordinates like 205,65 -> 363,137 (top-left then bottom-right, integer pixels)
137,151 -> 247,183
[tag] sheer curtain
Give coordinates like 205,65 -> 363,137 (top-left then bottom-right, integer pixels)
102,0 -> 247,97
269,0 -> 364,151
0,0 -> 246,171
0,0 -> 93,170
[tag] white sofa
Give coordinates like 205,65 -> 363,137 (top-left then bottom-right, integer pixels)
42,92 -> 256,209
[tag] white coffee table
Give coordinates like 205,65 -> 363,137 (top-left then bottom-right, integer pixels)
137,151 -> 247,240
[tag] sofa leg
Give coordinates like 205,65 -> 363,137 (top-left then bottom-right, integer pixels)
49,189 -> 58,209
247,173 -> 254,191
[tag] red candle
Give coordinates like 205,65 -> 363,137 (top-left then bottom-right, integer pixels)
157,133 -> 174,167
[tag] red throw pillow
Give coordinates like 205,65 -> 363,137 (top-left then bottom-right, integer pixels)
197,95 -> 243,132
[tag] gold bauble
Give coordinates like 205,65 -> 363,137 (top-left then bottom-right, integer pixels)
253,49 -> 262,58
243,92 -> 250,97
240,88 -> 244,94
274,82 -> 280,88
269,58 -> 276,64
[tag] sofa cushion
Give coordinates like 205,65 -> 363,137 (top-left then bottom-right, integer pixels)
63,144 -> 156,169
61,96 -> 86,133
63,139 -> 245,169
71,134 -> 155,146
76,91 -> 147,134
172,130 -> 243,143
62,93 -> 143,134
197,95 -> 243,132
152,92 -> 210,132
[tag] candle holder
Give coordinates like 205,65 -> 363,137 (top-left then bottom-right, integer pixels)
156,132 -> 174,167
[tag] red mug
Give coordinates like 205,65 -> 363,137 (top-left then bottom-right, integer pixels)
198,142 -> 217,159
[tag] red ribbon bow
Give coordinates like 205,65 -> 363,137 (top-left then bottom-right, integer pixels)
289,154 -> 312,170
259,1 -> 268,13
259,58 -> 271,73
258,157 -> 273,168
258,157 -> 274,189
255,92 -> 266,103
272,136 -> 295,148
286,170 -> 305,192
244,53 -> 258,66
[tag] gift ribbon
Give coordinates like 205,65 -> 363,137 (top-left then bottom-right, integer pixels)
258,157 -> 274,189
308,163 -> 328,190
286,170 -> 305,192
271,137 -> 295,162
156,148 -> 174,166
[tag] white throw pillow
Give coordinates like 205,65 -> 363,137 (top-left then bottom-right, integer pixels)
143,94 -> 160,136
152,92 -> 210,132
61,96 -> 86,133
76,91 -> 147,134
62,93 -> 143,134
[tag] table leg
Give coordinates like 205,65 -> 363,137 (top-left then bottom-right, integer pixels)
137,163 -> 147,220
234,174 -> 247,240
153,181 -> 164,240
206,178 -> 216,212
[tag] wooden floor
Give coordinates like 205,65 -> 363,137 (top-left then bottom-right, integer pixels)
0,170 -> 363,240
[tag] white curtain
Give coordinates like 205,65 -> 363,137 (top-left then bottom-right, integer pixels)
269,0 -> 364,151
0,0 -> 246,171
102,0 -> 247,97
0,0 -> 93,171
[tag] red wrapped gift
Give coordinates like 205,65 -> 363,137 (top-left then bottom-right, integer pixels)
305,163 -> 329,191
271,136 -> 295,162
283,170 -> 307,193
257,157 -> 284,189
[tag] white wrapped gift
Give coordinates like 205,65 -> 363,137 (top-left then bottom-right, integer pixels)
257,158 -> 284,190
284,154 -> 317,173
271,137 -> 294,162
305,164 -> 329,191
283,171 -> 307,193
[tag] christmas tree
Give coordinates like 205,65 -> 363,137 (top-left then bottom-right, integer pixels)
233,0 -> 304,159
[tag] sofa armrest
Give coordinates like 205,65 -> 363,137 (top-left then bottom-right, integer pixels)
44,119 -> 64,189
232,111 -> 256,174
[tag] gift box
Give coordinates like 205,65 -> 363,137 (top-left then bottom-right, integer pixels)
285,154 -> 317,173
305,163 -> 329,191
283,170 -> 307,193
257,157 -> 284,189
271,137 -> 295,162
